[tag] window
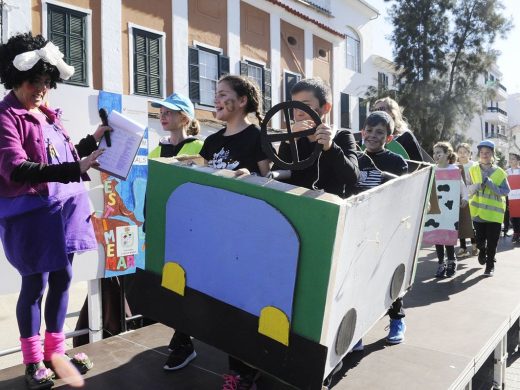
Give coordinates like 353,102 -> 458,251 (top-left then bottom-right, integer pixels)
378,72 -> 389,92
346,28 -> 360,73
240,60 -> 272,112
132,29 -> 162,97
485,122 -> 489,138
188,46 -> 229,107
47,4 -> 87,85
340,93 -> 350,129
358,97 -> 368,131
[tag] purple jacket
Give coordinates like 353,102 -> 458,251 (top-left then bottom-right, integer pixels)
0,91 -> 88,198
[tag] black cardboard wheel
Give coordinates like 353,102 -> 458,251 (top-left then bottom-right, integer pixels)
261,101 -> 322,170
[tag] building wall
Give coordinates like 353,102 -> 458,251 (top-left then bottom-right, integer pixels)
121,0 -> 172,96
188,0 -> 227,50
240,2 -> 270,64
312,35 -> 332,86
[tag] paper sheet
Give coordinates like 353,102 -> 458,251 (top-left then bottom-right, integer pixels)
95,110 -> 145,180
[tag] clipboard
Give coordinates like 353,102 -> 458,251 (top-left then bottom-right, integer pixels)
94,110 -> 145,180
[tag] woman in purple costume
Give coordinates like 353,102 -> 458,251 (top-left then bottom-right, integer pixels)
0,33 -> 109,389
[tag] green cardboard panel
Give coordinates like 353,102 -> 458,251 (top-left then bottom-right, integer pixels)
145,160 -> 340,341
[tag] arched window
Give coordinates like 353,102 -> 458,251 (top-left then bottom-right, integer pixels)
346,27 -> 360,73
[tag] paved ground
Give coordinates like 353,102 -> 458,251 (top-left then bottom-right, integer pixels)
0,235 -> 519,389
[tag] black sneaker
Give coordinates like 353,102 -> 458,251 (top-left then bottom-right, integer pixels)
163,342 -> 196,370
483,264 -> 495,276
477,250 -> 486,265
435,262 -> 447,278
25,362 -> 54,390
446,261 -> 457,277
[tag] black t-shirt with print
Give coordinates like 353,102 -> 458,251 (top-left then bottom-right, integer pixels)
199,124 -> 266,174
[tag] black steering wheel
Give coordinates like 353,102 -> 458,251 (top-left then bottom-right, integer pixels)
261,101 -> 322,170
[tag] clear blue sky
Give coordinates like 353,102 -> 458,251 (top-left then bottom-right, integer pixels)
367,0 -> 520,94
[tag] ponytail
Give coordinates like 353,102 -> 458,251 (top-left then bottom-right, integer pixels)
255,110 -> 263,127
187,119 -> 200,136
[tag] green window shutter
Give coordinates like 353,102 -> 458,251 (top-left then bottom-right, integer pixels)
188,47 -> 200,103
219,54 -> 230,77
134,29 -> 162,97
47,4 -> 87,85
340,93 -> 350,129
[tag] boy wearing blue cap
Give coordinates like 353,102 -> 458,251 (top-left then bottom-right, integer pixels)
467,140 -> 510,276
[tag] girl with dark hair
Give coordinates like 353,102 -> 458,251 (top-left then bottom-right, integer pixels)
199,75 -> 268,389
0,32 -> 110,389
199,75 -> 270,178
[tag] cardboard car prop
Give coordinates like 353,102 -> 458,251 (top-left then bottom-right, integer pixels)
129,159 -> 433,389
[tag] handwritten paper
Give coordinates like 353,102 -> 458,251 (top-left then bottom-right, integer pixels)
95,110 -> 145,180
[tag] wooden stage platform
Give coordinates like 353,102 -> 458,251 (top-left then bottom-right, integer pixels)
1,239 -> 519,389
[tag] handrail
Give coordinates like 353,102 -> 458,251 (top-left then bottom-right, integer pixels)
487,107 -> 508,116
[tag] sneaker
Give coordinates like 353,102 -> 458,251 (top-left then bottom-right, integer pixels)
163,342 -> 196,370
456,248 -> 468,257
351,339 -> 364,352
435,262 -> 447,278
25,362 -> 54,390
221,373 -> 257,390
386,318 -> 406,344
471,244 -> 478,256
477,250 -> 487,265
446,261 -> 457,277
483,264 -> 495,276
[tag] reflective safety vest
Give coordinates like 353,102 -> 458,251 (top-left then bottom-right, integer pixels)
148,139 -> 203,158
468,164 -> 507,223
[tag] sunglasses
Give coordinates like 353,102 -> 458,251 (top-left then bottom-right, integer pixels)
370,106 -> 387,112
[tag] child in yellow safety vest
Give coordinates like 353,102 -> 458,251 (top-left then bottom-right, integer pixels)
467,140 -> 510,276
147,92 -> 202,371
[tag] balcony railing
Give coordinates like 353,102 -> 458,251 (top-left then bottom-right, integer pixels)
498,83 -> 507,92
487,107 -> 508,116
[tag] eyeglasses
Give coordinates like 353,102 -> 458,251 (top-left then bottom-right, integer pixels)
370,106 -> 387,112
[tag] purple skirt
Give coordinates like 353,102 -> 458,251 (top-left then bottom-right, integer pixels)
0,192 -> 97,276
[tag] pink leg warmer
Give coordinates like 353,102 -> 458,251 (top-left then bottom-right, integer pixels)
20,335 -> 43,365
43,331 -> 65,361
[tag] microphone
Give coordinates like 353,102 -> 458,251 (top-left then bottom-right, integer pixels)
99,108 -> 111,147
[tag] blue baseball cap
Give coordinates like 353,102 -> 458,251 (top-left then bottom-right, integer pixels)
151,93 -> 195,120
477,140 -> 495,150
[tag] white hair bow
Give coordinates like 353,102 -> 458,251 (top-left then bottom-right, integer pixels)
12,42 -> 75,80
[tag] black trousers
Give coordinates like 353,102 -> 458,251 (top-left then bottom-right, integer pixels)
473,221 -> 501,265
387,297 -> 405,320
435,245 -> 455,264
512,217 -> 520,234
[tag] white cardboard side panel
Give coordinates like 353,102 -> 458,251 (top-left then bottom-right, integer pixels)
322,168 -> 432,376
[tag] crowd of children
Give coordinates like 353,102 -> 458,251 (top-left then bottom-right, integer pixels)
1,30 -> 517,389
